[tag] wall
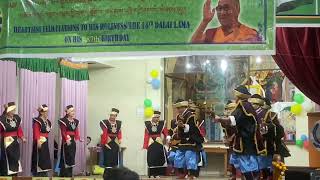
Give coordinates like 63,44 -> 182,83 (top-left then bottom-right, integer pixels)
285,100 -> 310,166
285,88 -> 314,166
88,59 -> 314,175
88,59 -> 162,175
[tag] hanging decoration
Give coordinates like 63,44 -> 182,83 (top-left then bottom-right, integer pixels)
144,99 -> 152,107
150,70 -> 159,79
144,107 -> 154,118
290,104 -> 303,115
149,69 -> 161,90
294,93 -> 305,104
151,79 -> 161,90
295,139 -> 303,148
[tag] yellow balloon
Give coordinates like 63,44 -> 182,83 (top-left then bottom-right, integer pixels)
291,104 -> 303,115
150,70 -> 159,78
144,107 -> 154,118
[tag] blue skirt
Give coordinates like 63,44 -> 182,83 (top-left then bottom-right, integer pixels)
174,150 -> 198,170
167,150 -> 176,165
230,153 -> 259,173
257,155 -> 273,170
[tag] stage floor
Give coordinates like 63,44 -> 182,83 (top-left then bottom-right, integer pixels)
139,176 -> 228,180
83,175 -> 228,180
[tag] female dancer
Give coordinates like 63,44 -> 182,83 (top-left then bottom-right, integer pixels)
31,104 -> 52,176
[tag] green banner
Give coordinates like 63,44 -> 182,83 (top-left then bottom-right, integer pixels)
276,0 -> 320,24
0,0 -> 275,56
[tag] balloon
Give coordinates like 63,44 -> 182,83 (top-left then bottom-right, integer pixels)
300,134 -> 308,141
294,93 -> 305,104
146,77 -> 153,84
151,79 -> 161,90
150,70 -> 159,78
291,104 -> 303,115
303,141 -> 309,150
144,99 -> 152,107
296,139 -> 303,148
92,165 -> 104,175
144,107 -> 154,118
153,104 -> 161,111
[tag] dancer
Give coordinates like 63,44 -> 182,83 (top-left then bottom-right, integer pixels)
0,102 -> 26,176
214,86 -> 266,180
143,110 -> 168,178
171,99 -> 204,179
167,112 -> 179,175
100,108 -> 122,175
32,104 -> 52,176
221,100 -> 238,180
59,105 -> 82,177
249,95 -> 275,180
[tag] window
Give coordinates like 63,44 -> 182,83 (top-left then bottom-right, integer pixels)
164,56 -> 297,143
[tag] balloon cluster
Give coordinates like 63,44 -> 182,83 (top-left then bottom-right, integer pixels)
144,99 -> 154,118
290,92 -> 313,115
296,134 -> 309,150
290,93 -> 304,115
150,70 -> 160,90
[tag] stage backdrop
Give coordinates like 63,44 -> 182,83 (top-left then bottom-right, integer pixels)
0,0 -> 275,56
276,0 -> 320,25
17,59 -> 59,176
0,60 -> 16,113
59,59 -> 89,175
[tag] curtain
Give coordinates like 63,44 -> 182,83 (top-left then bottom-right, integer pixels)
272,27 -> 320,105
0,60 -> 16,112
58,59 -> 89,175
60,59 -> 89,81
19,69 -> 57,176
16,58 -> 59,73
61,78 -> 88,175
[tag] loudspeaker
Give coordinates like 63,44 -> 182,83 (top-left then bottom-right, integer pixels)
286,167 -> 320,180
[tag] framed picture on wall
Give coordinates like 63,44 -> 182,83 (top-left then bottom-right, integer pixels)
272,102 -> 297,142
279,107 -> 296,141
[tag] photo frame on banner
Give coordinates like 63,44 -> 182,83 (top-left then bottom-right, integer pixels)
0,0 -> 275,57
276,0 -> 320,25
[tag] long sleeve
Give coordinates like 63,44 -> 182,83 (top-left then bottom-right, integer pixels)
60,124 -> 68,142
33,123 -> 41,140
143,128 -> 149,149
199,125 -> 206,137
17,126 -> 24,138
101,126 -> 108,145
74,127 -> 80,141
168,127 -> 175,137
188,116 -> 204,144
117,130 -> 122,141
0,125 -> 2,135
162,127 -> 168,138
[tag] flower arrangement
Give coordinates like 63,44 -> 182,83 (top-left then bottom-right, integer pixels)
272,154 -> 287,180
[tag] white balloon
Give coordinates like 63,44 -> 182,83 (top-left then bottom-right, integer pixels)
153,104 -> 161,111
303,101 -> 314,112
146,77 -> 152,84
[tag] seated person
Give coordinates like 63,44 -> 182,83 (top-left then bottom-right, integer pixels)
103,167 -> 139,180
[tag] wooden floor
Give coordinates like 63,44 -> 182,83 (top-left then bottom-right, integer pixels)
74,174 -> 228,180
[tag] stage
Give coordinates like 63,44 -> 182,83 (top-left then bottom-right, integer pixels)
0,175 -> 228,180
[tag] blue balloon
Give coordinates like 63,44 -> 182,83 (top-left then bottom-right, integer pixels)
301,134 -> 308,141
151,79 -> 161,89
